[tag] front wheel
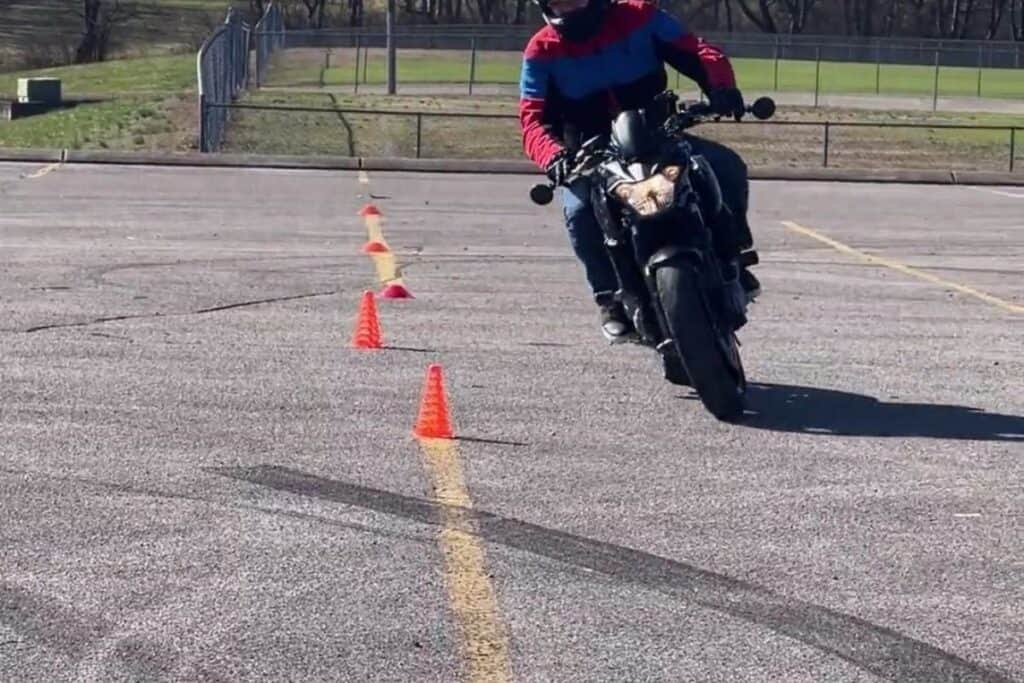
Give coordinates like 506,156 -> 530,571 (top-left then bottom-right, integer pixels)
656,263 -> 746,421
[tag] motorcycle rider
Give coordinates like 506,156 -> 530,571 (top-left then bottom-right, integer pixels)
520,0 -> 760,342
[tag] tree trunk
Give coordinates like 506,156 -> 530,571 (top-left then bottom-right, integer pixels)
76,0 -> 101,63
986,0 -> 1007,38
734,0 -> 778,31
514,0 -> 527,23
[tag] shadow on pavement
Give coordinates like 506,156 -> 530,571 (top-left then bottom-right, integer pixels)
739,383 -> 1024,441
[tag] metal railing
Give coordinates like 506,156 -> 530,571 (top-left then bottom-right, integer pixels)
197,9 -> 249,153
208,102 -> 1021,172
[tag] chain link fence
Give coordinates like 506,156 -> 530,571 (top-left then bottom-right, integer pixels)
255,5 -> 286,88
197,3 -> 285,152
262,28 -> 1024,105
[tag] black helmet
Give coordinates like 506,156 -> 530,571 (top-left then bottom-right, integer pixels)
533,0 -> 611,42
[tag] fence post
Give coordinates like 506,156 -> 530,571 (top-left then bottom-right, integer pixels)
773,43 -> 779,91
363,44 -> 369,84
875,42 -> 881,95
1011,128 -> 1017,173
823,121 -> 830,167
814,46 -> 821,108
415,113 -> 423,159
198,93 -> 206,153
468,37 -> 477,95
354,34 -> 361,94
386,0 -> 397,95
932,50 -> 940,112
255,36 -> 262,89
976,45 -> 983,98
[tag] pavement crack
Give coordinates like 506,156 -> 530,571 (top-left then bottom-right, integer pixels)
21,290 -> 340,333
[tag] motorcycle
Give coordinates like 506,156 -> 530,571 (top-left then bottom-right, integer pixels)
529,92 -> 776,421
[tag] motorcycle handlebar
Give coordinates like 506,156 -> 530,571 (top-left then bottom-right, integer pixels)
529,96 -> 775,205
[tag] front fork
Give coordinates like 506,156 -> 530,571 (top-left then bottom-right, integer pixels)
603,235 -> 665,346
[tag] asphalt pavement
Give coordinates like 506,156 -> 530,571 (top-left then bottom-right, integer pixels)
1,161 -> 1021,682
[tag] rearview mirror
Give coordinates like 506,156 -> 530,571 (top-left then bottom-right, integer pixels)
750,97 -> 776,121
530,183 -> 554,206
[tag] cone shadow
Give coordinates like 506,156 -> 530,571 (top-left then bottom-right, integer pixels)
455,436 -> 528,448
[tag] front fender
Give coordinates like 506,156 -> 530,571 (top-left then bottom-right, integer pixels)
645,245 -> 704,276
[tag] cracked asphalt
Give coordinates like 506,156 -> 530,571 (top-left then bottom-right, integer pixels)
1,161 -> 1022,682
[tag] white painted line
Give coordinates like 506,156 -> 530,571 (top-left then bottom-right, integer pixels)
358,170 -> 370,184
964,186 -> 1024,199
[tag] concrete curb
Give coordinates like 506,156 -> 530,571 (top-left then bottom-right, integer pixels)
61,149 -> 360,170
0,148 -> 64,163
1,148 -> 1021,185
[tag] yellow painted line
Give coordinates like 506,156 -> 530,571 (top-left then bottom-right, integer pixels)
782,220 -> 1024,315
364,214 -> 385,244
370,252 -> 400,284
417,437 -> 512,683
25,162 -> 61,179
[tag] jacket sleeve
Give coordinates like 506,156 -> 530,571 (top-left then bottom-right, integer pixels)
519,52 -> 564,170
650,10 -> 736,93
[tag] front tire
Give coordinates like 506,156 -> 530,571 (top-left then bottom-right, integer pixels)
656,263 -> 745,421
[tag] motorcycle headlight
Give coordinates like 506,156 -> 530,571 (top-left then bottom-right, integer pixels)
611,166 -> 682,217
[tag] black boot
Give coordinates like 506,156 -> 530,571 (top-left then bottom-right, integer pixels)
738,250 -> 761,302
595,293 -> 635,344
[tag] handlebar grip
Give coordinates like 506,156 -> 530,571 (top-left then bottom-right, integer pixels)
530,183 -> 555,206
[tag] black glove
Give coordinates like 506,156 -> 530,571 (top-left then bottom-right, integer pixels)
708,88 -> 745,121
545,150 -> 572,186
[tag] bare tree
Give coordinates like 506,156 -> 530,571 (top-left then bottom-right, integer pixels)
779,0 -> 817,31
74,0 -> 136,63
984,0 -> 1008,37
733,0 -> 779,31
348,0 -> 364,25
301,0 -> 328,27
249,0 -> 267,20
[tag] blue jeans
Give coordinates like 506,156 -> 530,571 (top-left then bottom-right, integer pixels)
561,136 -> 750,301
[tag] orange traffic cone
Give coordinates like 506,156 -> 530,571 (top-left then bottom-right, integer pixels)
362,240 -> 390,254
359,204 -> 381,217
380,282 -> 414,299
351,291 -> 383,349
413,364 -> 454,439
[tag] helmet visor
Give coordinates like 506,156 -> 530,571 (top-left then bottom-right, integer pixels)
547,0 -> 589,16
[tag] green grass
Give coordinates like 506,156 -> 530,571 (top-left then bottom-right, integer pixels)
0,55 -> 200,151
1,54 -> 197,97
270,48 -> 1024,100
0,95 -> 193,150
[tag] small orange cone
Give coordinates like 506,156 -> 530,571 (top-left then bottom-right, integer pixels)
359,204 -> 381,217
362,240 -> 390,254
380,282 -> 414,299
351,291 -> 383,349
413,364 -> 454,439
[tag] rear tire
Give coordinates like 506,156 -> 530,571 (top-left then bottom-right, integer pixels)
656,263 -> 745,421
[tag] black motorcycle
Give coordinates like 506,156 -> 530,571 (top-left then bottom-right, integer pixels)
530,92 -> 776,421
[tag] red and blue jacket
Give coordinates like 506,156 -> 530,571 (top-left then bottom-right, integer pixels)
519,0 -> 736,169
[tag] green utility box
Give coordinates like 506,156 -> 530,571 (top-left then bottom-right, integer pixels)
17,78 -> 62,105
